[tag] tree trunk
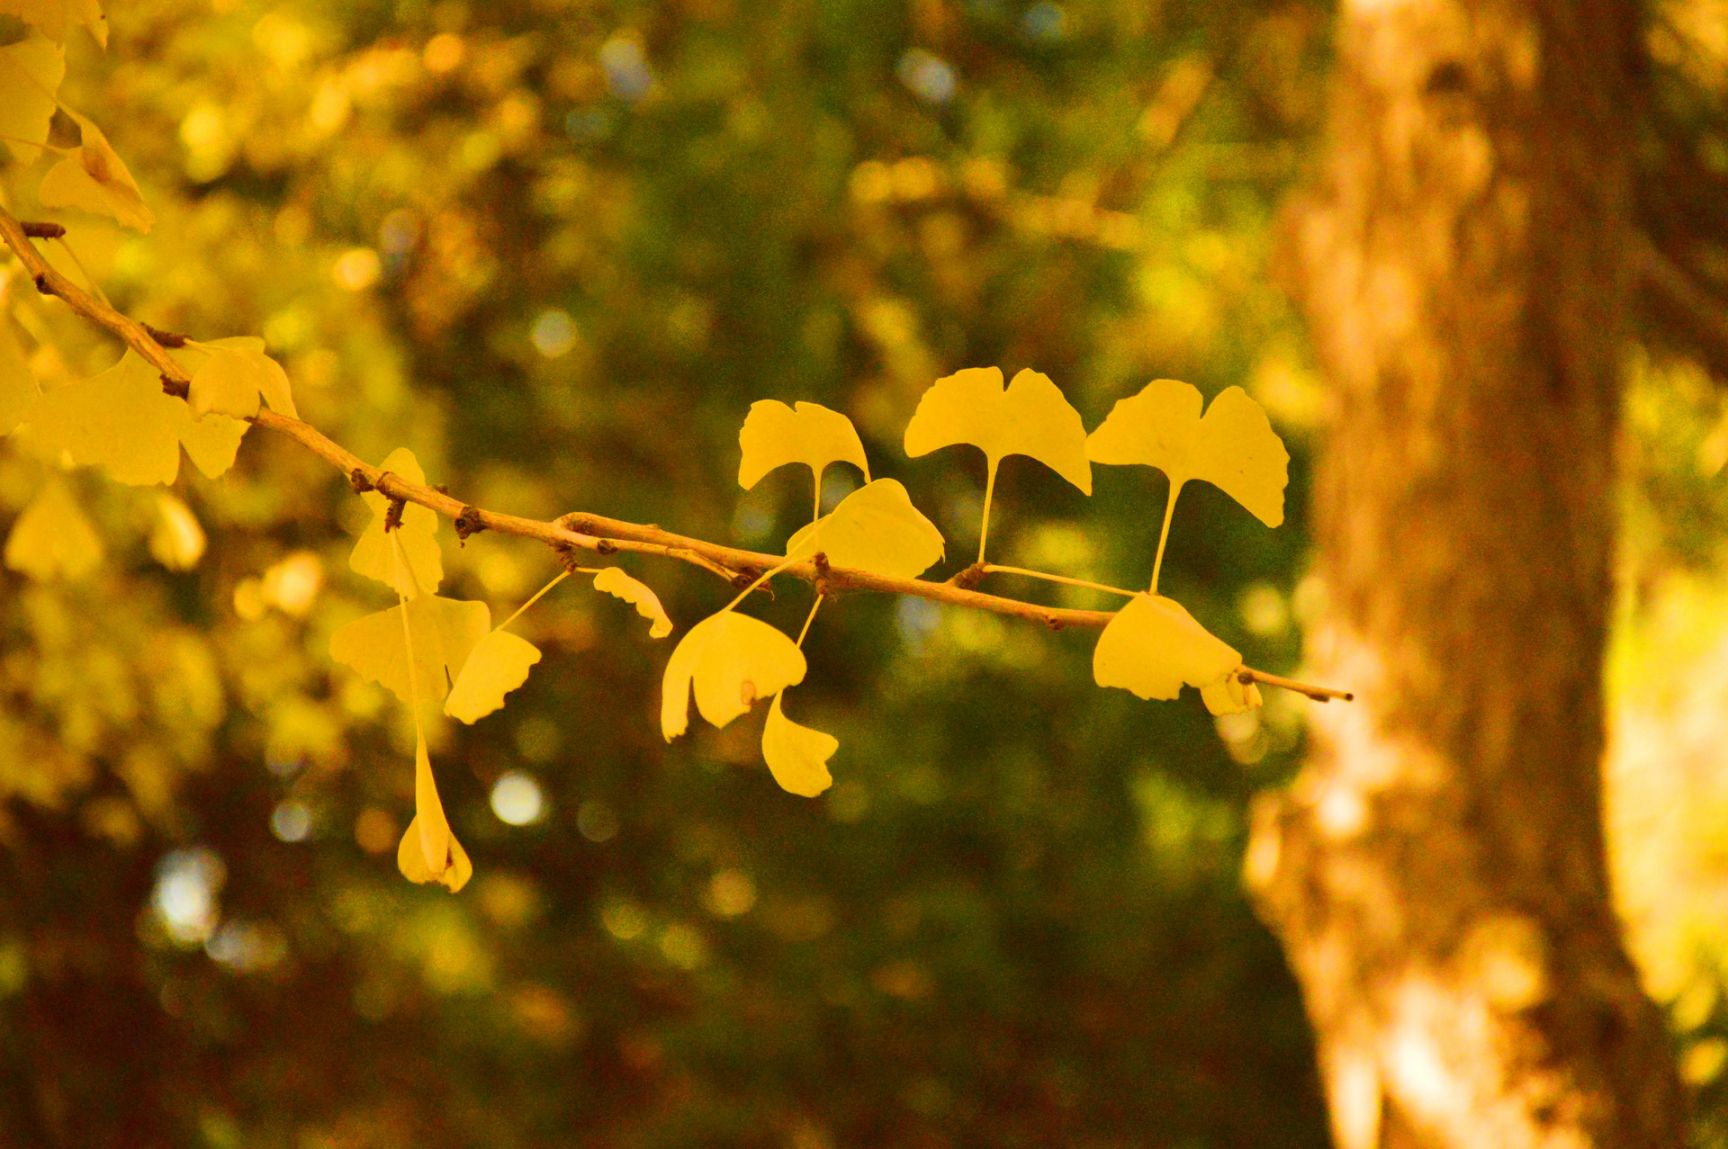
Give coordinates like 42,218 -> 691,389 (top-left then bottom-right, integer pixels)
1254,0 -> 1687,1145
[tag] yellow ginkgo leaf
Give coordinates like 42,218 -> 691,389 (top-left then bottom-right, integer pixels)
761,691 -> 837,797
184,337 -> 297,420
0,0 -> 107,46
0,321 -> 38,436
4,477 -> 102,580
396,736 -> 472,892
784,477 -> 944,579
39,110 -> 152,233
1092,593 -> 1241,702
149,492 -> 206,571
445,629 -> 542,724
349,447 -> 442,598
592,566 -> 673,638
1087,379 -> 1289,528
0,34 -> 65,163
738,400 -> 871,494
19,352 -> 247,485
904,366 -> 1093,494
330,594 -> 491,706
1201,671 -> 1263,716
661,611 -> 807,740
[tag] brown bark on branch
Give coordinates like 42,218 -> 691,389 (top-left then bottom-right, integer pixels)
0,205 -> 1346,703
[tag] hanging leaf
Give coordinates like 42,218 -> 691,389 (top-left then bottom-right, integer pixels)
185,337 -> 297,420
761,691 -> 837,797
783,477 -> 944,579
148,492 -> 206,571
661,611 -> 806,740
738,399 -> 871,493
1092,593 -> 1240,702
1087,379 -> 1289,528
348,447 -> 442,598
19,352 -> 246,485
39,110 -> 153,233
4,476 -> 101,580
396,735 -> 472,892
592,566 -> 673,638
0,34 -> 65,162
903,366 -> 1092,494
0,0 -> 107,46
445,630 -> 542,724
1201,671 -> 1263,716
329,594 -> 491,706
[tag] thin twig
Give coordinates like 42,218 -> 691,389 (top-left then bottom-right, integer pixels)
0,204 -> 1353,704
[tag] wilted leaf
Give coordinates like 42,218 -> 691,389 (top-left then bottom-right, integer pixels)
592,566 -> 673,638
761,691 -> 836,797
1093,593 -> 1240,701
349,447 -> 442,597
1087,379 -> 1289,528
330,594 -> 491,706
19,352 -> 246,485
185,337 -> 296,420
661,611 -> 806,740
903,366 -> 1092,494
784,477 -> 944,579
39,110 -> 152,233
445,630 -> 542,724
396,735 -> 472,892
738,399 -> 870,493
4,476 -> 101,580
0,35 -> 65,162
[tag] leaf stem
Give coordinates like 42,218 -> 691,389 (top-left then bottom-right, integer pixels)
977,460 -> 998,565
723,539 -> 819,612
497,570 -> 571,634
979,564 -> 1137,599
813,467 -> 824,522
795,595 -> 823,647
1149,479 -> 1184,595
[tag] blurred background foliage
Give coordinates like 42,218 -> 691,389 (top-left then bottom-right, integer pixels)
1,0 -> 1725,1145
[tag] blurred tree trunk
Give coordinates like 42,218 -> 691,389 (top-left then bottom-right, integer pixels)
1254,0 -> 1687,1146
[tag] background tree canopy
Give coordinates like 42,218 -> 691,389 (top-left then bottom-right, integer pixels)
3,0 -> 1727,1146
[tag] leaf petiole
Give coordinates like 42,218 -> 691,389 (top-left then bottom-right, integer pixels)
496,570 -> 571,634
977,459 -> 999,565
979,564 -> 1137,599
1149,479 -> 1184,595
795,595 -> 823,647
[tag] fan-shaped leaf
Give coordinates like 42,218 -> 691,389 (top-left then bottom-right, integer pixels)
396,736 -> 472,892
329,594 -> 491,706
0,35 -> 65,162
761,691 -> 837,797
1087,379 -> 1289,528
445,630 -> 542,724
185,337 -> 296,420
1093,593 -> 1240,701
39,110 -> 152,233
738,400 -> 870,492
903,366 -> 1092,494
4,477 -> 101,581
348,447 -> 442,597
661,611 -> 806,740
783,478 -> 944,579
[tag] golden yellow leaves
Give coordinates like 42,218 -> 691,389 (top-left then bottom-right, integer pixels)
445,631 -> 542,724
184,338 -> 297,421
4,476 -> 101,580
0,35 -> 65,163
762,692 -> 838,798
1092,594 -> 1241,703
349,447 -> 442,597
785,478 -> 944,579
592,566 -> 673,638
329,594 -> 491,707
397,730 -> 472,893
738,400 -> 870,496
661,612 -> 807,741
19,352 -> 247,485
39,110 -> 153,233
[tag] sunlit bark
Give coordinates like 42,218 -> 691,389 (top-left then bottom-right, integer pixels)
1256,0 -> 1687,1144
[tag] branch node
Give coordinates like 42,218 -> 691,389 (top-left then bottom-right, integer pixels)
1044,614 -> 1065,632
32,273 -> 50,295
596,538 -> 619,556
454,505 -> 487,542
21,221 -> 65,239
159,374 -> 189,399
555,544 -> 584,574
348,468 -> 375,494
948,562 -> 987,590
383,497 -> 406,534
143,323 -> 188,349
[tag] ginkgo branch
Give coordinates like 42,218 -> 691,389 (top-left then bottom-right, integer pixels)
0,206 -> 1352,705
